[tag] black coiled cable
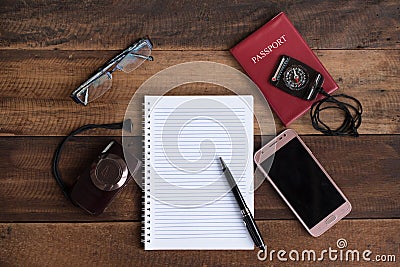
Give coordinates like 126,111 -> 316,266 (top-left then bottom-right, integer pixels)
310,89 -> 362,137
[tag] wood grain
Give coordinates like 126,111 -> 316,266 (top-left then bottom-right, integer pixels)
0,0 -> 398,50
0,220 -> 398,266
0,135 -> 398,222
0,50 -> 398,136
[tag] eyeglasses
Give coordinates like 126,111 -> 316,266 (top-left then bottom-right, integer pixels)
71,37 -> 153,105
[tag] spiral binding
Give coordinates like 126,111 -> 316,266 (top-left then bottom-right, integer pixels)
141,98 -> 152,245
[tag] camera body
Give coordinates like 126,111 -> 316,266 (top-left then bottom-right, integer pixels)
270,55 -> 324,101
70,140 -> 139,215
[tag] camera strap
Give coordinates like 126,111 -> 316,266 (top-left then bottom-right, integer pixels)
52,120 -> 129,204
310,89 -> 362,137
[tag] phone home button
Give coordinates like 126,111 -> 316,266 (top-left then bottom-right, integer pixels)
326,215 -> 336,225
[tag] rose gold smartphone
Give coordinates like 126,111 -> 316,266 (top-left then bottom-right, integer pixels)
254,129 -> 351,237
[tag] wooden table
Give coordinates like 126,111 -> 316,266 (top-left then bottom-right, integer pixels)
0,1 -> 399,266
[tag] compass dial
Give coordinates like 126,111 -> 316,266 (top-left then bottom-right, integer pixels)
283,65 -> 308,90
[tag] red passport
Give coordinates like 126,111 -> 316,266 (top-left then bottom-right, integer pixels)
230,12 -> 338,126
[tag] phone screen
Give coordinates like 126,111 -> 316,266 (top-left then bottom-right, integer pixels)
261,137 -> 345,228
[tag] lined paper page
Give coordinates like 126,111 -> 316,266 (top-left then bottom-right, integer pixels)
144,96 -> 254,250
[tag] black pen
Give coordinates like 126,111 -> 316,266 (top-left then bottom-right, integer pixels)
219,157 -> 265,251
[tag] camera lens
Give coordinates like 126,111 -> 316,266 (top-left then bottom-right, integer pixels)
96,158 -> 122,185
90,154 -> 128,191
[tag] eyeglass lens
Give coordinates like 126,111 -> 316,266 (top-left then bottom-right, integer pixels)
76,73 -> 113,104
117,44 -> 152,73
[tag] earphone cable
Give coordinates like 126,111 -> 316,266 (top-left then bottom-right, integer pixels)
310,88 -> 362,137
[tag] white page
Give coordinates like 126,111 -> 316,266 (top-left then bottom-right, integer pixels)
144,96 -> 254,250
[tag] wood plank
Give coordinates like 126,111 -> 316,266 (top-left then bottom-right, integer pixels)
0,0 -> 398,50
0,135 -> 398,222
0,220 -> 398,266
0,50 -> 398,136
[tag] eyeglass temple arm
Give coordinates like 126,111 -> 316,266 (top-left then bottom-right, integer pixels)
71,60 -> 116,96
130,53 -> 154,61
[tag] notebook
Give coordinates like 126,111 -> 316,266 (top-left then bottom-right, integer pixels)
143,95 -> 254,250
230,12 -> 338,126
